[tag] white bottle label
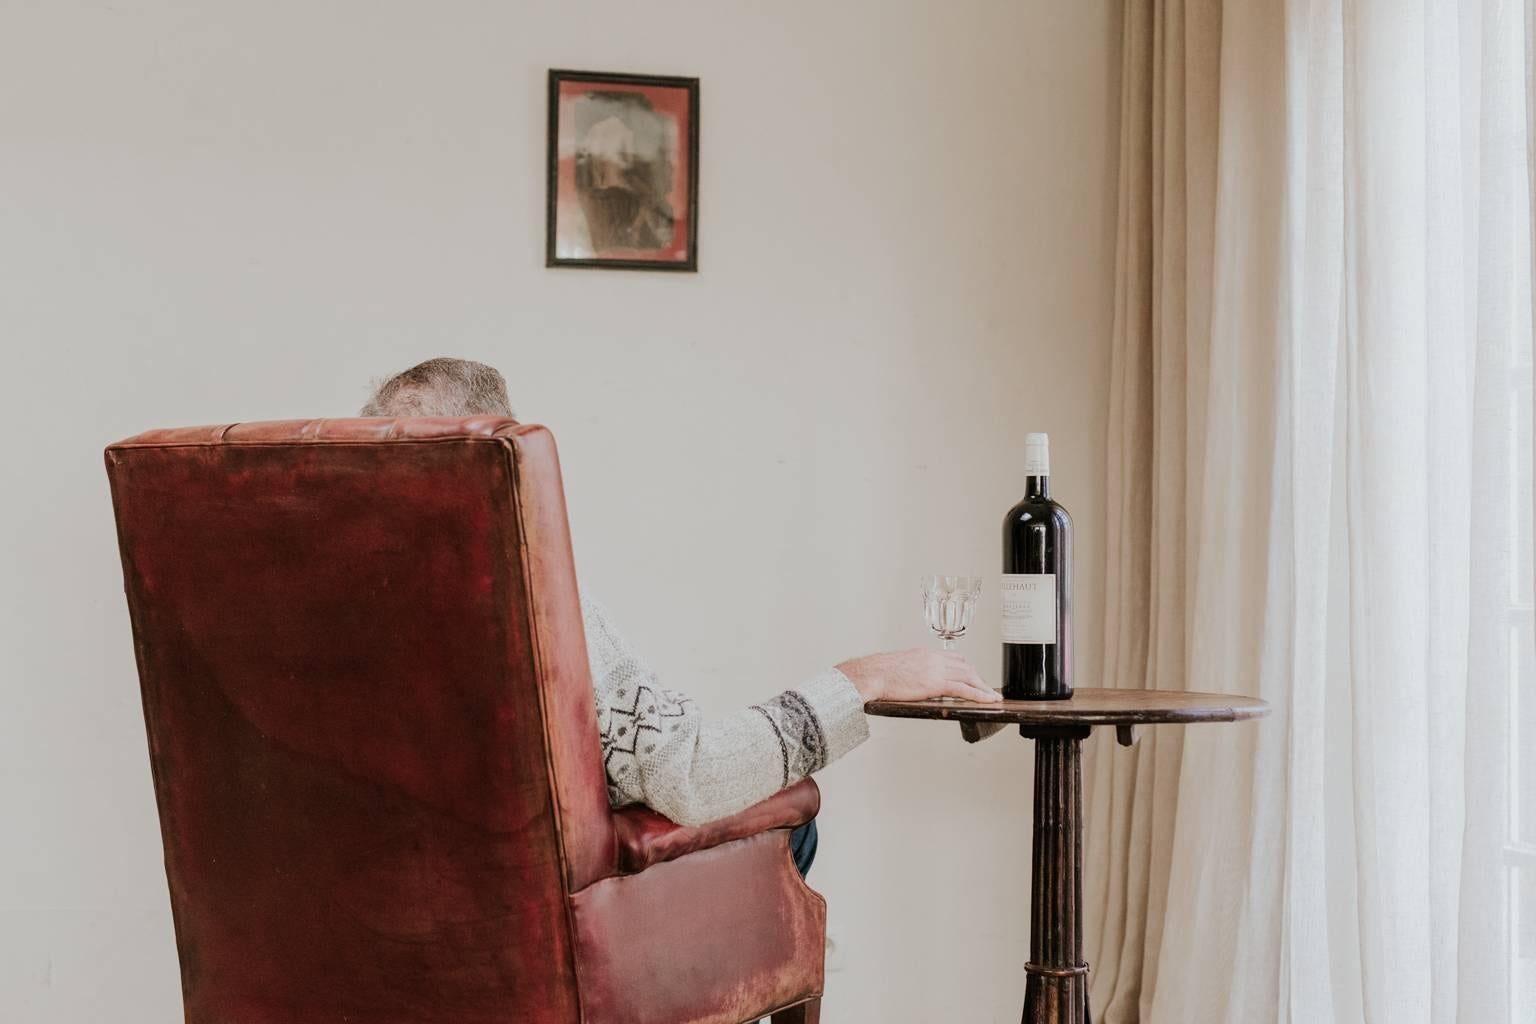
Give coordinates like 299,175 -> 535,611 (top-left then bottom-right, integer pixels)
1001,573 -> 1057,644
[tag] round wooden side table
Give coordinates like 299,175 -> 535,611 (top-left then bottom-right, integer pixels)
863,688 -> 1270,1024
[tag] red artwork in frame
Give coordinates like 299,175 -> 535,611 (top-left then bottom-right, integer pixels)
546,70 -> 699,271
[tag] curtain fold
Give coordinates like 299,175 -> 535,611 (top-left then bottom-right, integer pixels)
1086,2 -> 1532,1021
1084,3 -> 1220,1018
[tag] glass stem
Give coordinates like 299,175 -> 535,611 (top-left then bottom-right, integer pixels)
942,637 -> 956,652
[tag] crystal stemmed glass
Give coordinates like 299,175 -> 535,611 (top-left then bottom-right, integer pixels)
921,575 -> 983,651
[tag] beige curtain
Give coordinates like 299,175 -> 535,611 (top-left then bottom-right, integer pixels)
1084,2 -> 1224,1018
1086,2 -> 1533,1021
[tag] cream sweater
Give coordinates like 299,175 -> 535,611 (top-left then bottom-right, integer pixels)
581,593 -> 871,826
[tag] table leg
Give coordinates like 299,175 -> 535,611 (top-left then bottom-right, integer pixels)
1020,726 -> 1092,1024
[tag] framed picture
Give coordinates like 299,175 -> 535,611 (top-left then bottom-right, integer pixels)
546,69 -> 700,271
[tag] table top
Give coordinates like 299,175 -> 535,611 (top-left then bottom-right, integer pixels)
863,687 -> 1270,727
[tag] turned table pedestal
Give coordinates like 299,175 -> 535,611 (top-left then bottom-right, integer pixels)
863,688 -> 1269,1024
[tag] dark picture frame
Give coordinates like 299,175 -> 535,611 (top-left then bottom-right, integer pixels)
546,69 -> 700,272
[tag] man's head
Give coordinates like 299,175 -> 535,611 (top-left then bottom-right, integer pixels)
360,357 -> 514,418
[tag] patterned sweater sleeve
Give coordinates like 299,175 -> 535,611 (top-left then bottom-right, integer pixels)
581,593 -> 870,827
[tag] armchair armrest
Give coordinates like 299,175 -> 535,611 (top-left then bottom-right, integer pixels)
611,779 -> 820,875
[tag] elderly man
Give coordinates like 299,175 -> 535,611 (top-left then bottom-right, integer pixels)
360,358 -> 1000,878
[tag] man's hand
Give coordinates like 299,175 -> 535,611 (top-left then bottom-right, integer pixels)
836,648 -> 1003,704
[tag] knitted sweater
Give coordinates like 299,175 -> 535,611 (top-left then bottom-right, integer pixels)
581,593 -> 871,826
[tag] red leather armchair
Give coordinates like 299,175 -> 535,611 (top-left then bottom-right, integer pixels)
106,418 -> 826,1024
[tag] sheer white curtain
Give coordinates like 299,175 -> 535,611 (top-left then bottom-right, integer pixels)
1085,2 -> 1534,1022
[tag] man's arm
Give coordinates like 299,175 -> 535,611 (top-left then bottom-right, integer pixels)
581,593 -> 998,826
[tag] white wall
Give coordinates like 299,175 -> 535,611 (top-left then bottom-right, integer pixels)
0,2 -> 1120,1021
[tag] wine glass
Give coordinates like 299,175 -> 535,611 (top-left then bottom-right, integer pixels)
921,575 -> 983,651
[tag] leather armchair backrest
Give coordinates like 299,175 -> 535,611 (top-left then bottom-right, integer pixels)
106,418 -> 614,1023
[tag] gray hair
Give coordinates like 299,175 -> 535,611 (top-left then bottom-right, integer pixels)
360,357 -> 515,418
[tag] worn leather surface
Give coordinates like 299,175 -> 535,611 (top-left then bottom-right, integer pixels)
114,416 -> 524,447
572,830 -> 826,1024
612,778 -> 819,875
106,417 -> 826,1024
504,424 -> 619,893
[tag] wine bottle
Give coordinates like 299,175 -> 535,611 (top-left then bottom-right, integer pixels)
1002,433 -> 1073,699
